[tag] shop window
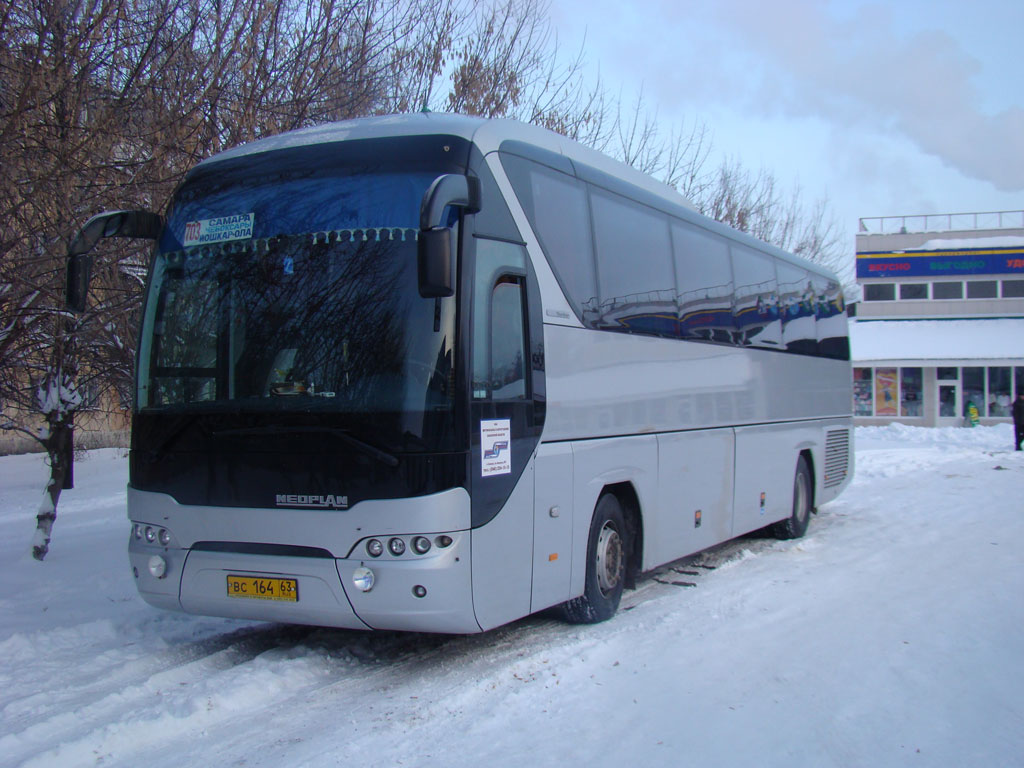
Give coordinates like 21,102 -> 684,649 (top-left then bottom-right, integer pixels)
938,383 -> 957,417
962,367 -> 984,419
874,367 -> 898,417
987,367 -> 1011,416
1003,280 -> 1024,298
899,283 -> 928,300
932,281 -> 963,300
900,368 -> 922,417
853,368 -> 873,416
863,283 -> 895,301
936,367 -> 958,380
967,280 -> 998,299
1017,367 -> 1024,398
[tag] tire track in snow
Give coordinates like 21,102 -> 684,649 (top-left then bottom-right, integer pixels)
2,510 -> 839,768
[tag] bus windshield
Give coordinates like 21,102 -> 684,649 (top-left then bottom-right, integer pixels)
137,150 -> 458,444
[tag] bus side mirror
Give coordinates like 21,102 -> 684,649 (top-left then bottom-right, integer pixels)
417,174 -> 481,299
418,228 -> 454,298
66,210 -> 163,313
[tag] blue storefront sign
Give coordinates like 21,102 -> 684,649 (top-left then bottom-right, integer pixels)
856,246 -> 1024,278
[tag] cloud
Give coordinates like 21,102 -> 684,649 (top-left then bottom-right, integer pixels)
647,0 -> 1024,191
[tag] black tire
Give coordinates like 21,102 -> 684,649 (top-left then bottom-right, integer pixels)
560,493 -> 627,624
772,455 -> 812,540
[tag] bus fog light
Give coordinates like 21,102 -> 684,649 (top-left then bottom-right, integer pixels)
412,536 -> 431,554
148,555 -> 167,579
435,535 -> 453,548
133,524 -> 143,540
353,567 -> 375,592
366,539 -> 384,557
412,585 -> 427,598
158,528 -> 171,546
388,538 -> 406,556
145,526 -> 156,543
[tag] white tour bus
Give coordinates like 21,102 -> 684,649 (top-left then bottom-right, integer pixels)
66,114 -> 853,633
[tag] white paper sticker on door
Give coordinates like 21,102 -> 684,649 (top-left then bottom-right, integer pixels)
480,419 -> 512,476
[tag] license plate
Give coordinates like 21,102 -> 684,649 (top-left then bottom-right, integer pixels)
226,575 -> 298,602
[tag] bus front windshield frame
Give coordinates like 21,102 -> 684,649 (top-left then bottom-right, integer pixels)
136,142 -> 462,453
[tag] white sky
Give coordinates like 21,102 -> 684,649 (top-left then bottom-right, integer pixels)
547,0 -> 1024,253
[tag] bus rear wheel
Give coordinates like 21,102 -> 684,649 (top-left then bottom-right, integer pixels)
772,455 -> 812,540
561,493 -> 626,624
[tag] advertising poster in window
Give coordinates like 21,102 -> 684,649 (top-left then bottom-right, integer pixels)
874,368 -> 898,416
853,368 -> 874,416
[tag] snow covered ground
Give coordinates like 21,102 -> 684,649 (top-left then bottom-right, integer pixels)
1,425 -> 1022,767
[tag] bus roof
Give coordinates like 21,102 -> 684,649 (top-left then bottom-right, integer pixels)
196,113 -> 841,282
197,113 -> 694,214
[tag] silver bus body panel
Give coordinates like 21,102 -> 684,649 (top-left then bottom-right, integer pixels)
542,324 -> 852,441
128,486 -> 482,633
338,537 -> 479,633
654,428 -> 736,564
531,442 -> 574,612
127,485 -> 472,554
548,415 -> 854,581
566,435 -> 660,596
180,550 -> 370,629
538,322 -> 853,579
471,459 -> 536,631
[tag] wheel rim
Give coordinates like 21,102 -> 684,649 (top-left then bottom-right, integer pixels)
595,521 -> 623,596
794,471 -> 809,524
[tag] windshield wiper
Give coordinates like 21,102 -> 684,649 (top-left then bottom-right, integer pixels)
211,425 -> 399,467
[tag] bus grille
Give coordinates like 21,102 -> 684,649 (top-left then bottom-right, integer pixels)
823,429 -> 850,488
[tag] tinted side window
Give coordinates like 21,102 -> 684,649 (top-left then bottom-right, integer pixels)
777,260 -> 818,356
490,279 -> 528,399
813,274 -> 849,360
731,245 -> 781,349
472,239 -> 528,399
672,222 -> 734,344
499,153 -> 597,318
590,188 -> 676,336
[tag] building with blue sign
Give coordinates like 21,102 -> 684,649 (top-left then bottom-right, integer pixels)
849,211 -> 1024,427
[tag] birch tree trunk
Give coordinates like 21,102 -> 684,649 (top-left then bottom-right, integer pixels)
32,418 -> 74,561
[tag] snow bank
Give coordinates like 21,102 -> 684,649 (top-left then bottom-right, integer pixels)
1,430 -> 1022,768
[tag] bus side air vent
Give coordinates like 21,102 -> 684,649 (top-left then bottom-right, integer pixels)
823,429 -> 850,488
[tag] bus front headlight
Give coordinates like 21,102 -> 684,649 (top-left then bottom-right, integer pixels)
353,567 -> 375,592
148,555 -> 167,579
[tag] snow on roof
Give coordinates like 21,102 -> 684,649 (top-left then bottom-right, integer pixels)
909,236 -> 1024,250
850,318 -> 1024,362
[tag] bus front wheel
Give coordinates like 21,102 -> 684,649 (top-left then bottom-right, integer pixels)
561,493 -> 626,624
772,455 -> 812,540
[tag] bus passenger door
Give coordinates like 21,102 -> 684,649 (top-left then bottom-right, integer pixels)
531,442 -> 573,612
469,237 -> 544,630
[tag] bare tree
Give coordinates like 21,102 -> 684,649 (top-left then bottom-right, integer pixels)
693,156 -> 845,274
1,0 -> 848,559
0,0 -> 477,558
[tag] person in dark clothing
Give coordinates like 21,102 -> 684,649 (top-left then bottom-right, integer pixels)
1014,393 -> 1024,451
